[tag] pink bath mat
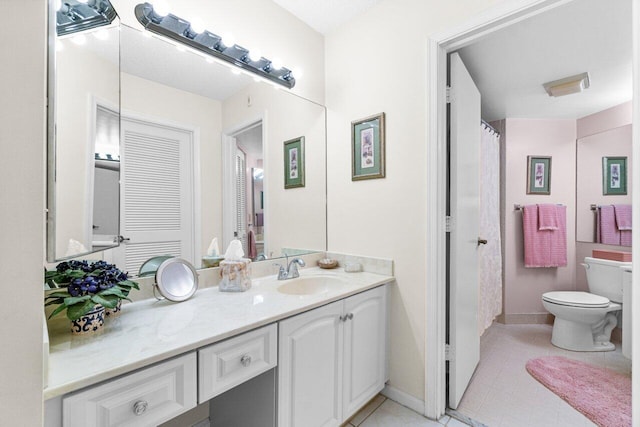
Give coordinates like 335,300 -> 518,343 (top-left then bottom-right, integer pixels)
526,356 -> 631,427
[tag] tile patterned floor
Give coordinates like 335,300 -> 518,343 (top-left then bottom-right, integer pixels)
456,323 -> 631,427
349,323 -> 631,427
346,395 -> 470,427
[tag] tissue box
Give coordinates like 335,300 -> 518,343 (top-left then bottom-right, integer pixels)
202,256 -> 224,268
219,259 -> 252,292
592,250 -> 632,262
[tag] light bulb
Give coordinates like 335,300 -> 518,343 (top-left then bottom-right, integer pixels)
189,17 -> 205,34
221,33 -> 235,47
249,50 -> 262,62
270,57 -> 282,70
153,1 -> 170,17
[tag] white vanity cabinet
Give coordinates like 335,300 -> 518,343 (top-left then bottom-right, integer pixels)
62,353 -> 197,427
277,285 -> 388,427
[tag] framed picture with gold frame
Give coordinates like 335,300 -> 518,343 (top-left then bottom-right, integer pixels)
352,113 -> 385,180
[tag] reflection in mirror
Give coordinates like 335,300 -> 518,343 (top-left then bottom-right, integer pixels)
576,124 -> 633,245
252,167 -> 265,259
48,14 -> 121,261
113,24 -> 326,274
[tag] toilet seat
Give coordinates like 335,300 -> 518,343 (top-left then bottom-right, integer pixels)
542,291 -> 610,308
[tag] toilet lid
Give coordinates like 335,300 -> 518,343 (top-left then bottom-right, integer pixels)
542,291 -> 610,308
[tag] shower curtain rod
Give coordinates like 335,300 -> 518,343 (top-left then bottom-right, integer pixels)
481,119 -> 500,136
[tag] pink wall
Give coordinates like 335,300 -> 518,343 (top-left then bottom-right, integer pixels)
502,119 -> 577,321
501,102 -> 632,322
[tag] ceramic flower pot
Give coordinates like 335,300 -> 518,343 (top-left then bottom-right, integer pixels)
70,305 -> 105,335
104,300 -> 122,318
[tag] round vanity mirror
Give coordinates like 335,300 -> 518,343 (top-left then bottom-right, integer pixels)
153,258 -> 199,302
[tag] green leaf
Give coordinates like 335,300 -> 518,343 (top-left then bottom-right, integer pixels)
48,304 -> 67,319
67,270 -> 87,279
46,292 -> 70,299
66,299 -> 97,321
63,295 -> 91,306
91,294 -> 118,309
99,287 -> 127,298
45,299 -> 64,306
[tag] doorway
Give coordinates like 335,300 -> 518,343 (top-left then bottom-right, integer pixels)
426,0 -> 639,420
222,121 -> 265,260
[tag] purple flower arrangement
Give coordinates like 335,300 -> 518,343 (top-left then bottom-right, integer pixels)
45,260 -> 139,321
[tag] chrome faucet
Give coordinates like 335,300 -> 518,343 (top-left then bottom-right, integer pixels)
275,255 -> 306,280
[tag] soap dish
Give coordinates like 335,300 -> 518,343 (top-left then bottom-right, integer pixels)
318,258 -> 338,269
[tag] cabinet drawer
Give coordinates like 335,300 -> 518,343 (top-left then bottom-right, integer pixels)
199,323 -> 277,402
62,353 -> 197,427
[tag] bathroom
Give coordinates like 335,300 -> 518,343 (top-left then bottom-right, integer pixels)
446,0 -> 635,424
2,0 -> 639,427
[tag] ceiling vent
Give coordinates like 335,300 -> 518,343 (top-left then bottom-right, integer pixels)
543,72 -> 590,97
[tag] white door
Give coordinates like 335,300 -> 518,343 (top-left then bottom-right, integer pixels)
448,52 -> 481,409
278,300 -> 344,427
115,117 -> 195,275
342,286 -> 387,420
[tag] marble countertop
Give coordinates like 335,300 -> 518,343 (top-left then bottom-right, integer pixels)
44,267 -> 394,399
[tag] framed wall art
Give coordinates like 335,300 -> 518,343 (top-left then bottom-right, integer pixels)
284,136 -> 305,189
352,112 -> 385,180
602,156 -> 627,195
526,156 -> 551,195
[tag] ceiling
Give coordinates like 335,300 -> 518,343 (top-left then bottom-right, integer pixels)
273,0 -> 382,34
457,0 -> 632,121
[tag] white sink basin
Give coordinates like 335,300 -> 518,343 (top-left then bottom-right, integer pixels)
277,275 -> 347,295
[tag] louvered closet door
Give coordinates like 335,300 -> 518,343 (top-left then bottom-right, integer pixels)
116,118 -> 194,275
235,149 -> 248,254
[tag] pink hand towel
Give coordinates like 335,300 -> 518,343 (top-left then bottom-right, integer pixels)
537,204 -> 559,230
614,204 -> 632,230
522,204 -> 567,268
247,230 -> 257,259
598,206 -> 621,245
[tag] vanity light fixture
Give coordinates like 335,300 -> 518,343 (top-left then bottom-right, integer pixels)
543,72 -> 590,97
56,0 -> 118,36
134,2 -> 296,89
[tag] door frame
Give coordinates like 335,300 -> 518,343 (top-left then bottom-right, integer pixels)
425,0 -> 640,419
222,114 -> 266,251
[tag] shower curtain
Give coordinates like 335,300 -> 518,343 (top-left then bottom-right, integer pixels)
478,123 -> 503,336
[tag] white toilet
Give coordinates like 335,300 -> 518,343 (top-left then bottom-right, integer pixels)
542,257 -> 630,352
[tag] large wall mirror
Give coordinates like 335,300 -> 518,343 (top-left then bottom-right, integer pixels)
576,124 -> 633,245
47,1 -> 121,262
48,5 -> 327,274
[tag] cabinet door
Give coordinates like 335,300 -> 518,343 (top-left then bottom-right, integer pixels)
278,300 -> 344,427
343,286 -> 387,420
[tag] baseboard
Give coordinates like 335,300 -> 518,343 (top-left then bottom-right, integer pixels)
381,385 -> 425,415
498,313 -> 554,325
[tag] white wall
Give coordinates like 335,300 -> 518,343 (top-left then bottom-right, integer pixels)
0,0 -> 46,424
325,0 -> 503,404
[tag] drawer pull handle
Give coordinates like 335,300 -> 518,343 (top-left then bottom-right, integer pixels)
240,354 -> 252,367
133,400 -> 148,416
347,313 -> 354,320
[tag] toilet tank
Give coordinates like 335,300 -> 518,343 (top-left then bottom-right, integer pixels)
583,257 -> 630,303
